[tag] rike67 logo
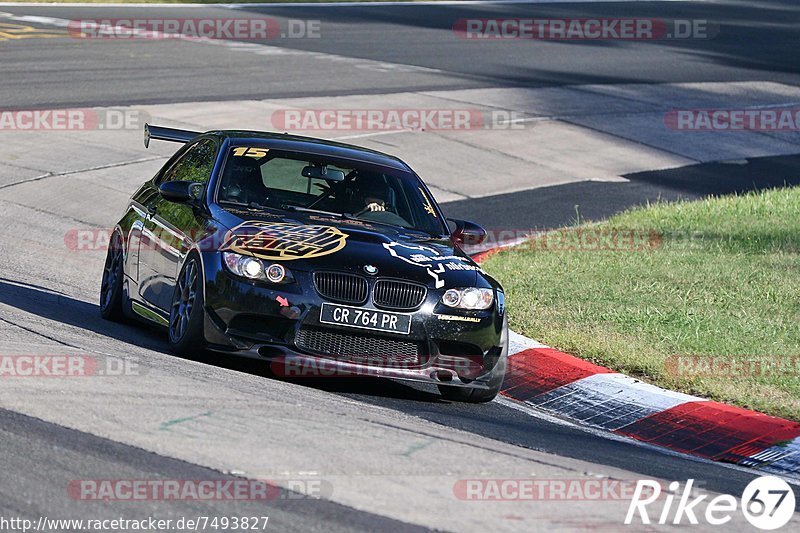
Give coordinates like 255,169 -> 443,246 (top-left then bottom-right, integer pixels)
626,476 -> 795,530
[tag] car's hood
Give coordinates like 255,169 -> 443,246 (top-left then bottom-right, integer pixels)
213,207 -> 485,289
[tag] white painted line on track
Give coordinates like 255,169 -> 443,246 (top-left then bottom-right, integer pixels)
0,11 -> 70,26
331,129 -> 412,140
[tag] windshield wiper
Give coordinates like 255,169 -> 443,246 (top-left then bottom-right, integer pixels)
282,204 -> 435,237
282,205 -> 345,218
342,213 -> 436,237
219,200 -> 271,211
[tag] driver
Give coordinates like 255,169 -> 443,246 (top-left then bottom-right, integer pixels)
353,175 -> 392,214
221,157 -> 265,204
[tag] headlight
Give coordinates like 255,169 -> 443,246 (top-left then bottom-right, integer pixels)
223,252 -> 264,280
222,252 -> 293,285
441,287 -> 494,310
266,263 -> 286,283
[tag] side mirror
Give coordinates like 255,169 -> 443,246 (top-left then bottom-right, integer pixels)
159,181 -> 203,203
302,165 -> 345,182
449,219 -> 487,246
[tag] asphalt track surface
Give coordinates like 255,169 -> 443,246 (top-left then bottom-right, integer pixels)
0,0 -> 798,108
0,409 -> 425,532
1,1 -> 800,531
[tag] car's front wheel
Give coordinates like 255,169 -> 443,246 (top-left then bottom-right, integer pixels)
100,231 -> 127,322
168,255 -> 206,355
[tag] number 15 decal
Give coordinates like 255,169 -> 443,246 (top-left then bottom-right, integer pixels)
232,147 -> 269,159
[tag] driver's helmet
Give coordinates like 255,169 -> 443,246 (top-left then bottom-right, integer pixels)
355,173 -> 391,204
221,157 -> 264,203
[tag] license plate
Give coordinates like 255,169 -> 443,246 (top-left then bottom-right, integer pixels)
320,303 -> 411,335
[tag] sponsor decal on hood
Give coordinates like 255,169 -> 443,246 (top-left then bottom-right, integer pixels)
220,221 -> 348,261
383,241 -> 483,289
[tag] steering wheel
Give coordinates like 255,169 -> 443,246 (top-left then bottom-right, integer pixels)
354,203 -> 388,217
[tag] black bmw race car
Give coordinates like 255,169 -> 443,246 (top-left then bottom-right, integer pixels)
100,124 -> 508,402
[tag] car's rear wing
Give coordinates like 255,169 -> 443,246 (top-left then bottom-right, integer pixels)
144,123 -> 201,148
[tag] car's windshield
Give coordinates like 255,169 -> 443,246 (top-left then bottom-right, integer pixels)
217,146 -> 446,235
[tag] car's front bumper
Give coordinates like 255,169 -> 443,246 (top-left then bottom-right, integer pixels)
210,344 -> 506,390
199,252 -> 507,388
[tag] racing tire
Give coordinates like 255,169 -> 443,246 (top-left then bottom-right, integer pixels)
99,231 -> 127,322
168,254 -> 206,356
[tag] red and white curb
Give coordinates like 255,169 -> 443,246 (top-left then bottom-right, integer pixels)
473,253 -> 800,480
